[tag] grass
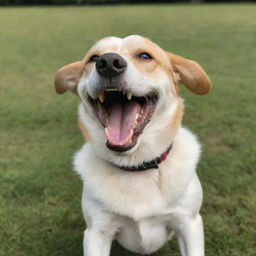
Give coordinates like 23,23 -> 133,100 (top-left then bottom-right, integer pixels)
0,3 -> 256,256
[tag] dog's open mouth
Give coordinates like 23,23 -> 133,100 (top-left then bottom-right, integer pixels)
89,88 -> 157,152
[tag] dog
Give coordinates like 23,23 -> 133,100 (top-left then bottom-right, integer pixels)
54,35 -> 211,256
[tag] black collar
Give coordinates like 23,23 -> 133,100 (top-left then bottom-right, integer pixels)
116,144 -> 173,172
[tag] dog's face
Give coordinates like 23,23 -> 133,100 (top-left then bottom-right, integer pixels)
55,35 -> 211,154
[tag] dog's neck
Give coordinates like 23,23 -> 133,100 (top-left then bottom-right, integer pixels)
113,143 -> 173,171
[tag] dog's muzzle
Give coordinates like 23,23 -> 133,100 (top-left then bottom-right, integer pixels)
87,53 -> 158,152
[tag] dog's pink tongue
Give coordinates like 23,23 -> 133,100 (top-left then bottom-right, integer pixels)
105,101 -> 140,147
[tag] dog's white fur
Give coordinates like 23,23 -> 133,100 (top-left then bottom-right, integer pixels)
54,35 -> 211,256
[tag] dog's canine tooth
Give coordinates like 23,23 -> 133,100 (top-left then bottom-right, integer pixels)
99,91 -> 105,103
122,90 -> 126,95
127,92 -> 132,100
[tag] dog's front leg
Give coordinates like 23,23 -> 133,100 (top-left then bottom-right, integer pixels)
81,189 -> 119,256
83,228 -> 113,256
176,214 -> 204,256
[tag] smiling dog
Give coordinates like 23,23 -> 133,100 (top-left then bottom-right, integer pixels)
54,35 -> 211,256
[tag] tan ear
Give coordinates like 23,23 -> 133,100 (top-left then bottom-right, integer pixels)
169,53 -> 212,95
54,61 -> 84,94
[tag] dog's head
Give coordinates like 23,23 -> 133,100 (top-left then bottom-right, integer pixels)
54,35 -> 211,155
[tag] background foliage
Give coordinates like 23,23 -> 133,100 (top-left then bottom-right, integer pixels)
0,0 -> 255,6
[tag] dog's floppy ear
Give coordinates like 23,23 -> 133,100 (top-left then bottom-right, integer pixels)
167,52 -> 212,95
54,61 -> 84,94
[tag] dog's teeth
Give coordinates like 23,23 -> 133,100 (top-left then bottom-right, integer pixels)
127,92 -> 132,100
105,88 -> 118,92
122,90 -> 126,95
99,91 -> 105,103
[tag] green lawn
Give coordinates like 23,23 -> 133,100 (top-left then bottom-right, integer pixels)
1,4 -> 256,256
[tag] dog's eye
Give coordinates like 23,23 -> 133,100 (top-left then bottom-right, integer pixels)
89,55 -> 100,62
138,53 -> 152,60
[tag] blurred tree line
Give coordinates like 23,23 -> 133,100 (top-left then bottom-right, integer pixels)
0,0 -> 254,5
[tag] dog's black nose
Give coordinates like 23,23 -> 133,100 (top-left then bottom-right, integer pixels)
96,53 -> 127,78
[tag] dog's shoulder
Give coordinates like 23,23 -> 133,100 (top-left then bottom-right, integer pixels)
172,127 -> 201,168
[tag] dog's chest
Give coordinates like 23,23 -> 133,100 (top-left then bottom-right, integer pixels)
116,216 -> 171,254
